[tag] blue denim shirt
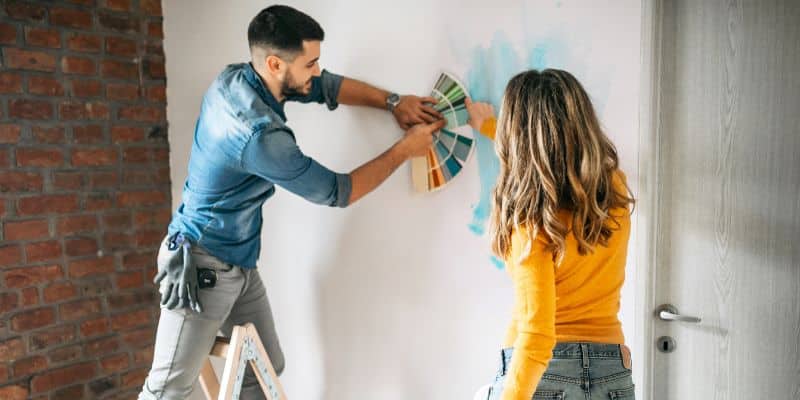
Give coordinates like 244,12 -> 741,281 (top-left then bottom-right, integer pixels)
168,63 -> 351,268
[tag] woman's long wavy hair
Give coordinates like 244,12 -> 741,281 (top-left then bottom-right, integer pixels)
489,69 -> 635,264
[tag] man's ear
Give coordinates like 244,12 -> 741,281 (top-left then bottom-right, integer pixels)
265,55 -> 283,75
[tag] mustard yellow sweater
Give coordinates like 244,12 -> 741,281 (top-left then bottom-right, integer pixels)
479,118 -> 631,400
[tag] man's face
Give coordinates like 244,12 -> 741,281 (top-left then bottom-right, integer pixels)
281,40 -> 321,97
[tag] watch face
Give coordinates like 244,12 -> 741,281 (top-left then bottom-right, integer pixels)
388,94 -> 400,105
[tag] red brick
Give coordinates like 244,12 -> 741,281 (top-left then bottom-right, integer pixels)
8,99 -> 53,120
72,125 -> 104,143
0,149 -> 6,167
5,3 -> 46,22
29,325 -> 76,351
102,232 -> 132,251
107,82 -> 139,101
86,102 -> 110,120
85,193 -> 114,210
53,171 -> 83,190
4,219 -> 49,241
145,40 -> 163,57
30,361 -> 95,393
116,270 -> 143,289
121,367 -> 148,389
68,256 -> 113,278
21,287 -> 38,306
0,171 -> 43,192
152,147 -> 169,161
24,241 -> 62,262
24,27 -> 60,48
51,384 -> 84,400
144,58 -> 165,79
15,148 -> 64,167
122,251 -> 154,270
106,36 -> 137,57
71,148 -> 117,166
68,0 -> 96,5
102,0 -> 132,11
140,0 -> 162,16
0,124 -> 22,143
111,126 -> 144,143
71,79 -> 102,97
0,72 -> 23,94
0,385 -> 28,400
49,7 -> 93,30
133,345 -> 154,365
48,344 -> 82,364
3,265 -> 62,288
59,298 -> 101,321
10,307 -> 55,332
84,336 -> 119,357
0,245 -> 23,267
100,59 -> 138,80
147,21 -> 163,38
122,326 -> 153,347
0,292 -> 19,313
0,22 -> 17,45
18,195 -> 77,215
28,75 -> 64,96
43,282 -> 78,303
111,309 -> 149,330
0,337 -> 25,362
134,229 -> 162,247
67,33 -> 101,53
123,147 -> 149,163
2,48 -> 56,72
12,355 -> 47,377
61,56 -> 96,75
98,11 -> 139,34
88,171 -> 117,189
117,190 -> 166,207
57,215 -> 98,235
32,126 -> 65,144
119,105 -> 163,122
108,290 -> 154,311
146,84 -> 166,102
103,212 -> 130,230
101,353 -> 129,373
80,317 -> 109,337
65,237 -> 97,257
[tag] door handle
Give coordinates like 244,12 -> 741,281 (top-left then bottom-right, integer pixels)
655,304 -> 701,323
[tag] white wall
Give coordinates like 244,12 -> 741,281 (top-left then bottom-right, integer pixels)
163,1 -> 641,398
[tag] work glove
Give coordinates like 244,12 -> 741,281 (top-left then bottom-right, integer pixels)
154,233 -> 203,313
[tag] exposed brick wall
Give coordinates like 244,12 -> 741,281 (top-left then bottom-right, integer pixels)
0,1 -> 169,399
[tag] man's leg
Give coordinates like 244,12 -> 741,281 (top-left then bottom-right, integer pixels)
139,246 -> 246,400
220,268 -> 284,400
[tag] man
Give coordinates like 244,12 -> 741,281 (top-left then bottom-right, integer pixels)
138,5 -> 445,399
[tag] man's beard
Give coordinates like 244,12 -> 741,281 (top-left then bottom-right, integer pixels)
281,71 -> 311,98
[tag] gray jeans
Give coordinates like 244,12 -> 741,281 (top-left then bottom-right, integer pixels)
138,238 -> 284,400
487,343 -> 635,399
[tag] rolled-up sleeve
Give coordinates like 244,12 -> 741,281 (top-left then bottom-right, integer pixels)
242,128 -> 351,207
286,69 -> 343,110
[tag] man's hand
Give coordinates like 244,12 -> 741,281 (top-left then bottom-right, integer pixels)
395,119 -> 446,158
154,233 -> 203,313
392,95 -> 443,129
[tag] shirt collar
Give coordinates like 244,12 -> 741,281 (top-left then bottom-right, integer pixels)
243,62 -> 287,122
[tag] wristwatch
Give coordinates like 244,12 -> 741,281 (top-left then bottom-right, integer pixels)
385,93 -> 401,112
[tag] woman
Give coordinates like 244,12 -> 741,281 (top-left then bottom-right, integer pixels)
466,69 -> 636,400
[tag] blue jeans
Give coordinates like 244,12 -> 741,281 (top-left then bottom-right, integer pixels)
487,343 -> 635,399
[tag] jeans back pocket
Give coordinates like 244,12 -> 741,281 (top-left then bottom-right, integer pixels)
534,390 -> 565,399
608,385 -> 635,399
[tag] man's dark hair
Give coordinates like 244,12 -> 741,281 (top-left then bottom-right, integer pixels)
248,5 -> 324,60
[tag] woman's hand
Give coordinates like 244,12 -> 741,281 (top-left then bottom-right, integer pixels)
465,97 -> 496,131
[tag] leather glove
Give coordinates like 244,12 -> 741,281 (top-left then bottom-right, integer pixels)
154,233 -> 203,313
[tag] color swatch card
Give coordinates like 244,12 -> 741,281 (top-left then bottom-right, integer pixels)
412,72 -> 475,192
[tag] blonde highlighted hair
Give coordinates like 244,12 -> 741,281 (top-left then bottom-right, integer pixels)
489,69 -> 634,264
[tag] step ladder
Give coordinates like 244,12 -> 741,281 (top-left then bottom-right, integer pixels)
198,323 -> 287,400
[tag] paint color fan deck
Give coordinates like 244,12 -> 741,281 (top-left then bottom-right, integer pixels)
412,72 -> 475,192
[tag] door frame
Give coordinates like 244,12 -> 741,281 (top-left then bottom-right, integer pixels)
634,0 -> 662,398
